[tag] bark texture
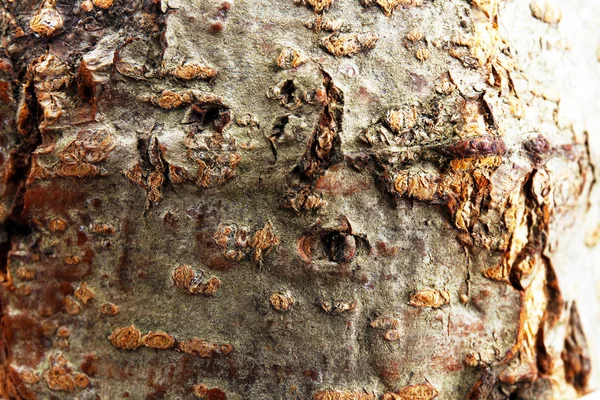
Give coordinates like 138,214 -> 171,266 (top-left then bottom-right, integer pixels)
0,0 -> 599,399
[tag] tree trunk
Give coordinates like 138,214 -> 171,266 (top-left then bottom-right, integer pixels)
0,0 -> 599,398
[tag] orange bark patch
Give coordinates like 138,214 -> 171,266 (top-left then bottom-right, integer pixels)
172,264 -> 221,296
313,389 -> 375,400
250,221 -> 279,264
142,331 -> 176,350
178,338 -> 233,358
108,325 -> 141,350
382,383 -> 439,400
74,282 -> 95,304
42,354 -> 75,392
277,48 -> 308,69
48,217 -> 68,232
409,289 -> 450,308
30,3 -> 64,37
270,293 -> 294,312
321,32 -> 378,57
171,64 -> 217,80
62,296 -> 82,315
100,302 -> 120,316
92,0 -> 114,9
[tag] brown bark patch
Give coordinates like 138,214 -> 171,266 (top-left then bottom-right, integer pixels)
108,325 -> 142,350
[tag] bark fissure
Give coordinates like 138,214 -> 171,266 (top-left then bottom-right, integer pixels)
0,49 -> 43,400
299,69 -> 344,179
584,130 -> 597,210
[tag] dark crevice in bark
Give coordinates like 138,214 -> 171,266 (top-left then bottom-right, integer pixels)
315,69 -> 344,163
524,168 -> 565,329
297,68 -> 344,181
469,164 -> 577,399
2,68 -> 41,275
7,79 -> 42,221
150,136 -> 175,196
282,69 -> 344,213
562,302 -> 592,394
541,255 -> 563,327
535,325 -> 552,377
148,136 -> 166,175
304,221 -> 370,266
583,130 -> 597,210
182,103 -> 231,133
268,115 -> 290,165
280,79 -> 297,108
514,163 -> 591,397
0,221 -> 32,277
136,136 -> 153,172
135,132 -> 171,209
0,60 -> 42,400
507,171 -> 537,292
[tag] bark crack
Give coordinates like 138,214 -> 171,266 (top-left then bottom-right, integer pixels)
282,68 -> 344,214
0,58 -> 43,400
584,130 -> 597,211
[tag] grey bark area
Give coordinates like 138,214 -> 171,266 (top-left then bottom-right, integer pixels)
0,0 -> 600,399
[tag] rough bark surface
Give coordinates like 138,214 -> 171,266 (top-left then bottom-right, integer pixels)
0,0 -> 599,399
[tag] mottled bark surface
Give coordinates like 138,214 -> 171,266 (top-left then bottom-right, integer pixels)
0,0 -> 599,399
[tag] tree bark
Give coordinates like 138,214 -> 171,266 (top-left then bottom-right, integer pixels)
0,0 -> 599,399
